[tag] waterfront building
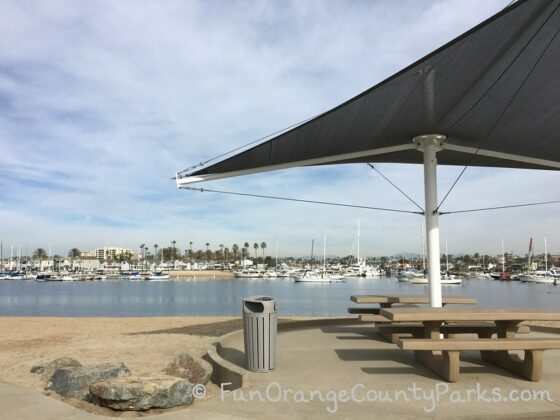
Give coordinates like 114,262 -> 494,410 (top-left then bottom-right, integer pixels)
80,247 -> 134,261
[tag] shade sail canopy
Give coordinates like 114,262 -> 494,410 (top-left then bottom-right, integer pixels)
177,0 -> 560,185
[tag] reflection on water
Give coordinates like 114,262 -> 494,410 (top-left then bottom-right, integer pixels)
0,277 -> 558,316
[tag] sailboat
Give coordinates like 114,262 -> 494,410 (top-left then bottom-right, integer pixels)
294,237 -> 345,283
409,221 -> 428,284
519,236 -> 554,284
440,238 -> 461,285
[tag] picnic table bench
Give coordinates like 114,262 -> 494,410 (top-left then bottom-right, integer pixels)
381,307 -> 560,382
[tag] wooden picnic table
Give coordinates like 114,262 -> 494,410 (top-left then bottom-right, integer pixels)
380,307 -> 560,381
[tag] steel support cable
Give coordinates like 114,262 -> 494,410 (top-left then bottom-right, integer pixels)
181,186 -> 423,215
366,163 -> 424,212
177,114 -> 323,175
436,4 -> 560,212
439,199 -> 560,215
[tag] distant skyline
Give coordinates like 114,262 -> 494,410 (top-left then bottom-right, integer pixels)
1,0 -> 559,257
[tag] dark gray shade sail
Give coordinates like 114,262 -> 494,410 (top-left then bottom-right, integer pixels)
178,0 -> 560,184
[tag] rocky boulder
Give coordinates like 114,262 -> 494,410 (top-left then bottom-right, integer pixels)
31,357 -> 82,381
45,362 -> 130,400
89,375 -> 193,410
162,352 -> 212,385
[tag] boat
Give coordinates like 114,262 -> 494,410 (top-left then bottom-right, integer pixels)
61,273 -> 75,281
441,239 -> 462,284
409,276 -> 428,284
128,271 -> 144,280
295,236 -> 346,283
233,268 -> 263,278
409,275 -> 462,285
294,270 -> 345,283
519,271 -> 555,284
35,273 -> 62,281
440,275 -> 462,285
519,237 -> 554,284
148,271 -> 170,281
396,268 -> 425,282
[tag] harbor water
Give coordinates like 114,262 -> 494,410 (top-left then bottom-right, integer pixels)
0,277 -> 558,317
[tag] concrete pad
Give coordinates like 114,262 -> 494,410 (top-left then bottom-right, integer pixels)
203,322 -> 560,419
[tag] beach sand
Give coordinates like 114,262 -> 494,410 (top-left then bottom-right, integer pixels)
168,270 -> 234,279
0,316 -> 244,416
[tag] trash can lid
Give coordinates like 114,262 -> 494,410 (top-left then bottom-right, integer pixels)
243,296 -> 277,313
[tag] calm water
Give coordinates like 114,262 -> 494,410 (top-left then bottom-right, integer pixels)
0,277 -> 558,317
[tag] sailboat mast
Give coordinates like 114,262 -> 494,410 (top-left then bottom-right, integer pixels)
421,218 -> 426,272
445,237 -> 449,273
357,220 -> 360,263
544,235 -> 548,272
310,239 -> 314,269
528,237 -> 532,270
501,239 -> 505,273
275,240 -> 278,270
323,235 -> 326,272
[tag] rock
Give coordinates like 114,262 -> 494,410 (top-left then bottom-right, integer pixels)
89,375 -> 193,410
30,365 -> 44,374
45,362 -> 130,400
162,352 -> 212,385
31,357 -> 82,379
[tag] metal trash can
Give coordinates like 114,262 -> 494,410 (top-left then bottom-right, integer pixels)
242,296 -> 277,372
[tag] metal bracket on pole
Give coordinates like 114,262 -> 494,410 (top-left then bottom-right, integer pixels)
413,134 -> 446,308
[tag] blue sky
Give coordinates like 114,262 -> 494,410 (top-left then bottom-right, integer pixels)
0,0 -> 558,257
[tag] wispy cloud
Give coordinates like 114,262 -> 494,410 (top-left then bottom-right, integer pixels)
0,0 -> 558,256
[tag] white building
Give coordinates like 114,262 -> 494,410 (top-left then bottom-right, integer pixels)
81,247 -> 134,261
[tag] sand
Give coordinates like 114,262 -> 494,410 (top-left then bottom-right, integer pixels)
168,270 -> 234,279
0,316 -> 243,416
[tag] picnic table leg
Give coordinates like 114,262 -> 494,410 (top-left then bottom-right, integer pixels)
376,303 -> 400,343
413,322 -> 460,382
480,321 -> 543,381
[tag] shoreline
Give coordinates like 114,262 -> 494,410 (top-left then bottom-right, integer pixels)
168,270 -> 234,279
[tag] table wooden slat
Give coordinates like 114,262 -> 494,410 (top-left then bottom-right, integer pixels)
398,338 -> 560,351
351,295 -> 475,305
381,307 -> 560,322
351,295 -> 391,303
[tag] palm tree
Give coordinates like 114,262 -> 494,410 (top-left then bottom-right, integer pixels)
153,244 -> 158,265
260,242 -> 267,262
140,244 -> 146,269
67,248 -> 81,259
171,240 -> 177,261
232,244 -> 239,264
33,248 -> 47,260
219,244 -> 224,264
224,247 -> 230,263
243,242 -> 249,267
253,243 -> 259,264
67,248 -> 80,271
189,241 -> 193,259
205,243 -> 210,264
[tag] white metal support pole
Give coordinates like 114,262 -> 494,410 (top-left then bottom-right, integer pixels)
414,134 -> 446,308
